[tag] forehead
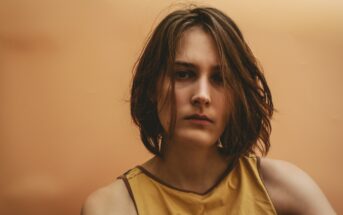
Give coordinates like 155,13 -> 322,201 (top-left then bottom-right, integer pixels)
156,26 -> 223,91
175,26 -> 220,67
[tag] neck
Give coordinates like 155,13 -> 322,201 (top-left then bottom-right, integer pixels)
149,139 -> 232,193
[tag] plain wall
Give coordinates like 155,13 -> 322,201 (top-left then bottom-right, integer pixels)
0,0 -> 342,214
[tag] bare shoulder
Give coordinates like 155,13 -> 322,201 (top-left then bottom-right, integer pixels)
259,158 -> 336,215
81,179 -> 137,215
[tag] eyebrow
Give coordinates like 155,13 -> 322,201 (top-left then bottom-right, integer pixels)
174,61 -> 221,71
174,61 -> 196,69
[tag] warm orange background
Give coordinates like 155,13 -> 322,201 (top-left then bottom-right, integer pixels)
0,0 -> 342,214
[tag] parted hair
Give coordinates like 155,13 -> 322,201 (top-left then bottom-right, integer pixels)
130,6 -> 274,161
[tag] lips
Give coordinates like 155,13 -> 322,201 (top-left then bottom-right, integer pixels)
184,114 -> 214,123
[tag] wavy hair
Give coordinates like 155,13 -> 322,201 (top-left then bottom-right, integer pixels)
130,6 -> 274,161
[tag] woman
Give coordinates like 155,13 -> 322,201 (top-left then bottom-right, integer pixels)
82,6 -> 335,215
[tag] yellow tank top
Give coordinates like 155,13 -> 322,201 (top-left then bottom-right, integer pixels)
118,156 -> 277,215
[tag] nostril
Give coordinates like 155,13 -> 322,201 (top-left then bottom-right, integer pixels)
191,94 -> 211,106
191,80 -> 211,106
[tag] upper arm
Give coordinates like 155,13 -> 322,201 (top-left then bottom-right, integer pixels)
260,158 -> 336,215
81,179 -> 136,215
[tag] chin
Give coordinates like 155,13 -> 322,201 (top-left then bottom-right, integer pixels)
173,130 -> 218,148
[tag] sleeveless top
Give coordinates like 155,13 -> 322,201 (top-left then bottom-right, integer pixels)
118,156 -> 277,215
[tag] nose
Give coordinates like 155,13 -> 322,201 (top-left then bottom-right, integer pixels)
191,78 -> 211,107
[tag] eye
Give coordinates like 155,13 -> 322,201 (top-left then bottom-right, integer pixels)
211,72 -> 224,85
174,71 -> 195,80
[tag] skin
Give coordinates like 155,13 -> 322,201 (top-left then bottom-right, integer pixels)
150,26 -> 232,193
81,26 -> 336,215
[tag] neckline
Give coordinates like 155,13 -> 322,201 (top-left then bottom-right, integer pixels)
136,159 -> 236,196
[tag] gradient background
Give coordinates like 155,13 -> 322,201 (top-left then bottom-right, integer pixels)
0,0 -> 342,214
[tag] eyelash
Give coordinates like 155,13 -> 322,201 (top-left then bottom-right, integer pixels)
174,71 -> 195,80
212,73 -> 224,84
174,71 -> 224,85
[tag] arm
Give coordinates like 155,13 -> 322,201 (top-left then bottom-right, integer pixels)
81,179 -> 137,215
260,158 -> 336,215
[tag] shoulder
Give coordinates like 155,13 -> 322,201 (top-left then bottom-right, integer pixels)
259,158 -> 336,215
81,179 -> 136,215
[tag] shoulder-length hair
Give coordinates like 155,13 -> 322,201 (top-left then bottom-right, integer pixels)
130,6 -> 274,161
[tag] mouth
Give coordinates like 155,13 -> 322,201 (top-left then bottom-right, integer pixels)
184,114 -> 214,123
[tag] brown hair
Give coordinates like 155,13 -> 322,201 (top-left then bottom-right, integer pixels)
130,6 -> 274,161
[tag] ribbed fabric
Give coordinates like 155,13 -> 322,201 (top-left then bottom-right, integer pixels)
119,156 -> 277,215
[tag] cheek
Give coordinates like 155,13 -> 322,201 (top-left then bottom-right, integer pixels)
157,86 -> 186,133
218,94 -> 232,125
174,90 -> 188,112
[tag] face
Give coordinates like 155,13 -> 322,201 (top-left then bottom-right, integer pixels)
157,26 -> 231,148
